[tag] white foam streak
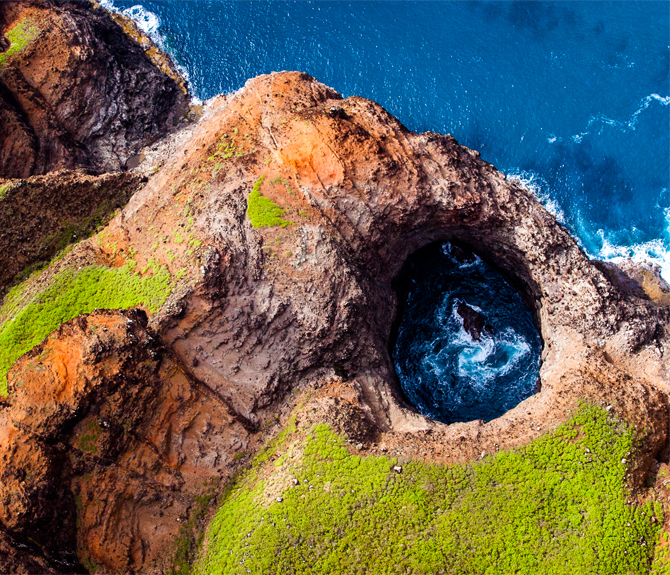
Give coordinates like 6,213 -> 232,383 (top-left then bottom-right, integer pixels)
122,5 -> 161,37
572,93 -> 670,143
506,169 -> 566,224
446,301 -> 531,386
99,1 -> 163,44
592,212 -> 670,283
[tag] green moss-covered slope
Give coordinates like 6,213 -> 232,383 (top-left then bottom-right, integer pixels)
0,16 -> 40,67
246,176 -> 293,228
0,262 -> 171,396
195,405 -> 661,575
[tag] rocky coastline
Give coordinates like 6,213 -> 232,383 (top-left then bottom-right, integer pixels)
1,2 -> 669,573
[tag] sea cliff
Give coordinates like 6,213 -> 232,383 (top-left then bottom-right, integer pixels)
1,2 -> 670,574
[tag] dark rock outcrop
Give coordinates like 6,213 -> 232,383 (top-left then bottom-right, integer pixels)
456,301 -> 492,341
0,71 -> 669,572
0,170 -> 145,289
0,0 -> 189,178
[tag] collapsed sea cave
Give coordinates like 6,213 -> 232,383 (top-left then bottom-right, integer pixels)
391,241 -> 543,425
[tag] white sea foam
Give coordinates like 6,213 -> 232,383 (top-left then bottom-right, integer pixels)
440,241 -> 482,269
122,5 -> 161,38
99,1 -> 162,43
508,165 -> 670,283
572,93 -> 670,143
448,301 -> 531,385
590,211 -> 670,283
506,169 -> 567,224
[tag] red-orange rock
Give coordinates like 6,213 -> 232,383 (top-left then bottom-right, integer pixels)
0,71 -> 669,573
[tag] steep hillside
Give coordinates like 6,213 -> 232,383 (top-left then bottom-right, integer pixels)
0,0 -> 189,178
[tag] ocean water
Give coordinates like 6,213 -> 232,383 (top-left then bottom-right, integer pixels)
392,242 -> 542,424
101,1 -> 668,420
103,0 -> 670,280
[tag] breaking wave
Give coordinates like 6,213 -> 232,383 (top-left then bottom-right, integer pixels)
393,242 -> 542,425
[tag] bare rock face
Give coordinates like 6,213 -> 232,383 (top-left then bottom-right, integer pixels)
0,0 -> 189,178
0,309 -> 252,572
0,71 -> 669,572
0,170 -> 146,289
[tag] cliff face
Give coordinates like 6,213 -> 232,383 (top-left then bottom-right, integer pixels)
0,170 -> 146,289
0,71 -> 669,573
0,0 -> 189,178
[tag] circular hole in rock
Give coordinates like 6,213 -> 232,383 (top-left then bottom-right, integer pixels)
392,241 -> 542,425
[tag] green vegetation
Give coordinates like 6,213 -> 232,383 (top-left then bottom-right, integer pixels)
203,130 -> 257,179
170,480 -> 221,575
0,18 -> 40,67
0,182 -> 13,200
653,531 -> 670,575
43,199 -> 126,258
0,262 -> 171,396
246,176 -> 293,228
195,405 -> 662,575
270,175 -> 296,196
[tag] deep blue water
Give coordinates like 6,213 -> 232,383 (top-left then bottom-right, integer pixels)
102,0 -> 668,421
104,0 -> 670,279
393,242 -> 541,424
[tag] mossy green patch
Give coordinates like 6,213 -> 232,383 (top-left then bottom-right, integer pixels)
0,262 -> 171,396
0,17 -> 40,67
195,405 -> 661,575
170,480 -> 222,575
0,182 -> 13,200
652,531 -> 670,575
246,176 -> 293,228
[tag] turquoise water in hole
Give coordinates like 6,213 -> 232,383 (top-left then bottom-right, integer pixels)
102,0 -> 668,421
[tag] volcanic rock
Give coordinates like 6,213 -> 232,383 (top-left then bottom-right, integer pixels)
1,309 -> 251,572
0,170 -> 145,289
456,301 -> 492,341
0,0 -> 189,178
0,71 -> 669,572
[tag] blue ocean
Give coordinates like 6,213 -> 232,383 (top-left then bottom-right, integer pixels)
103,0 -> 669,279
102,0 -> 669,420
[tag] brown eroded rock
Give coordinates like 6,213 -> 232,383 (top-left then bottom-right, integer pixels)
0,0 -> 189,178
1,71 -> 669,572
0,309 -> 252,573
101,71 -> 669,435
0,170 -> 146,289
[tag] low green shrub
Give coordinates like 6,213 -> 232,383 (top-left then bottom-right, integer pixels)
0,262 -> 171,395
246,176 -> 293,228
77,418 -> 103,455
194,405 -> 661,575
0,182 -> 13,200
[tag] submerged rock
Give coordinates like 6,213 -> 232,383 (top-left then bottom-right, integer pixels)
456,301 -> 493,341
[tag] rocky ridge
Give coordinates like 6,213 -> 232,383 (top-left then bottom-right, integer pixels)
0,170 -> 146,289
0,0 -> 189,178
